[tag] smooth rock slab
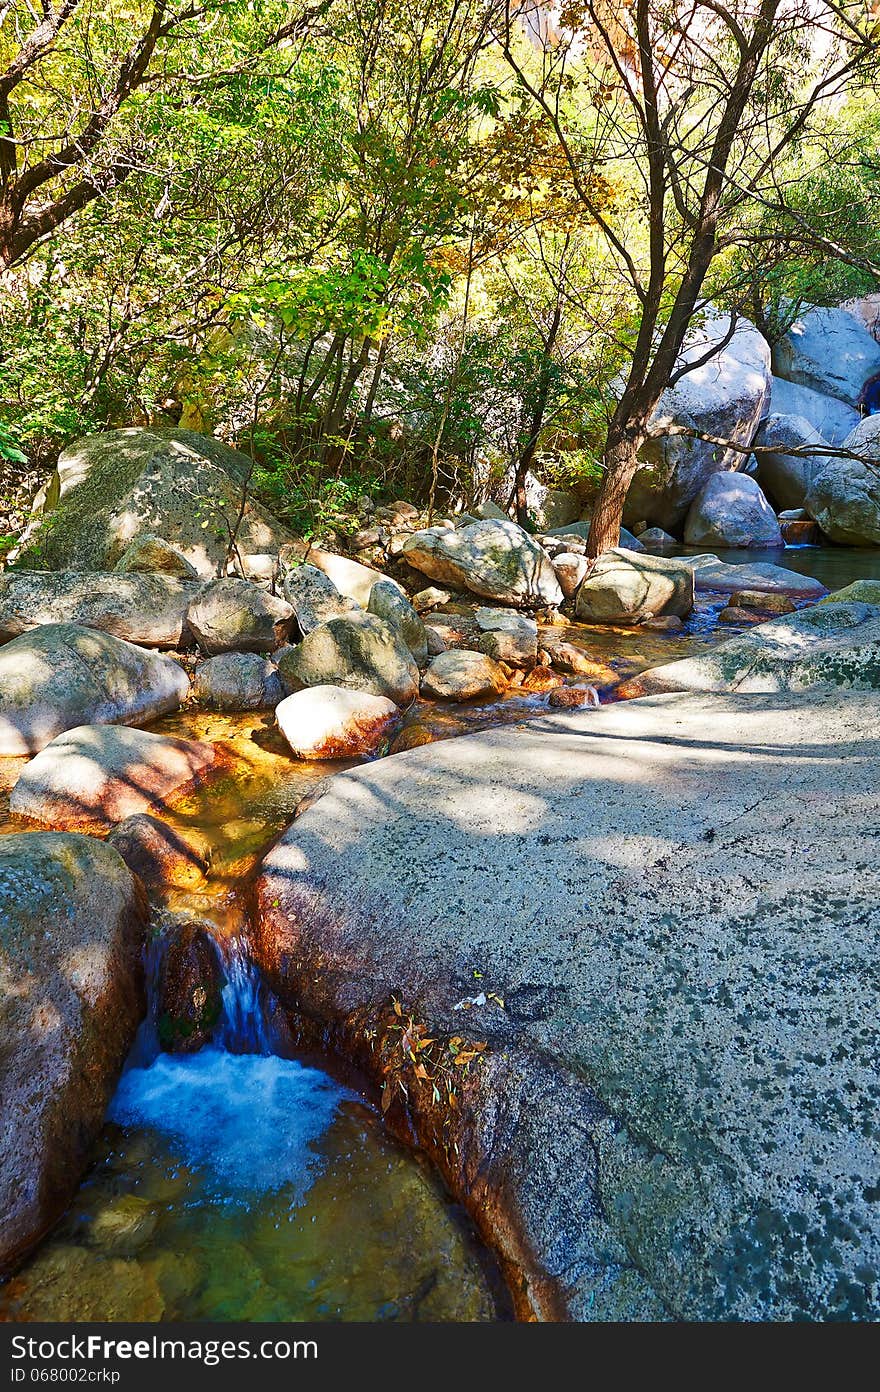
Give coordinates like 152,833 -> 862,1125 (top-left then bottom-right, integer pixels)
10,725 -> 216,830
253,689 -> 880,1319
769,375 -> 860,446
401,520 -> 563,608
804,413 -> 880,547
0,623 -> 190,756
619,601 -> 880,695
673,555 -> 827,598
0,570 -> 199,647
276,685 -> 399,759
773,304 -> 880,406
0,833 -> 147,1273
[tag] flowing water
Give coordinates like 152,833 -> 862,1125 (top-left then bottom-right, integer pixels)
0,541 -> 877,1322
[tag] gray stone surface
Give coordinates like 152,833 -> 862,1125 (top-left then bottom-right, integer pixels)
192,652 -> 284,710
186,578 -> 294,654
804,413 -> 880,546
367,579 -> 428,666
575,548 -> 694,624
254,688 -> 880,1319
625,316 -> 772,530
276,612 -> 419,706
769,375 -> 859,446
673,555 -> 827,598
0,623 -> 190,755
1,833 -> 146,1274
401,519 -> 563,608
26,427 -> 293,576
624,601 -> 880,694
282,563 -> 359,634
0,570 -> 199,647
420,649 -> 507,700
753,413 -> 827,512
683,473 -> 783,549
772,305 -> 880,406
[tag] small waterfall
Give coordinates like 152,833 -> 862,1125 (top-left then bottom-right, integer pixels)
216,935 -> 279,1055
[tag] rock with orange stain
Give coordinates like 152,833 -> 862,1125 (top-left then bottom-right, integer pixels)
521,664 -> 564,692
276,685 -> 399,760
108,813 -> 210,892
9,725 -> 216,831
156,913 -> 225,1053
548,685 -> 599,708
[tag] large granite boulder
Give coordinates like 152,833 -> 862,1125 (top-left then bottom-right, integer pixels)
753,413 -> 827,511
25,427 -> 293,577
804,414 -> 880,546
0,570 -> 199,647
772,305 -> 880,406
624,316 -> 772,531
185,578 -> 294,654
276,612 -> 419,706
400,519 -> 563,608
619,601 -> 880,696
575,549 -> 694,624
279,542 -> 395,608
0,833 -> 147,1274
252,689 -> 880,1319
10,724 -> 216,831
367,580 -> 428,666
0,624 -> 189,756
769,375 -> 859,446
683,473 -> 783,549
113,534 -> 199,579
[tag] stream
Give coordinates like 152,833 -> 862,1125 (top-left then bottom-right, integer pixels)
0,543 -> 877,1322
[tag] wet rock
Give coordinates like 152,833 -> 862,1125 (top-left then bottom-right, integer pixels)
520,664 -> 564,692
192,651 -> 284,710
0,569 -> 199,647
729,590 -> 796,614
87,1196 -> 158,1256
276,685 -> 399,759
779,519 -> 821,545
769,375 -> 859,446
0,1244 -> 165,1321
157,915 -> 225,1052
547,685 -> 599,708
421,650 -> 506,701
683,473 -> 783,549
552,551 -> 590,600
625,316 -> 772,531
641,614 -> 685,631
114,533 -> 199,579
575,549 -> 694,624
0,623 -> 190,756
621,600 -> 880,695
0,833 -> 147,1274
412,586 -> 451,613
24,426 -> 292,577
401,520 -> 563,608
10,724 -> 216,831
108,813 -> 210,891
253,687 -> 880,1320
804,413 -> 880,546
368,579 -> 429,666
718,605 -> 755,624
186,578 -> 294,654
277,612 -> 419,706
282,563 -> 359,634
773,304 -> 880,406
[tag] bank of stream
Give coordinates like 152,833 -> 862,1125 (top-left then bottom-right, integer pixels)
0,543 -> 876,1322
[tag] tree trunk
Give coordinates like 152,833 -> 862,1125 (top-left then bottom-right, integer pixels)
586,427 -> 643,558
